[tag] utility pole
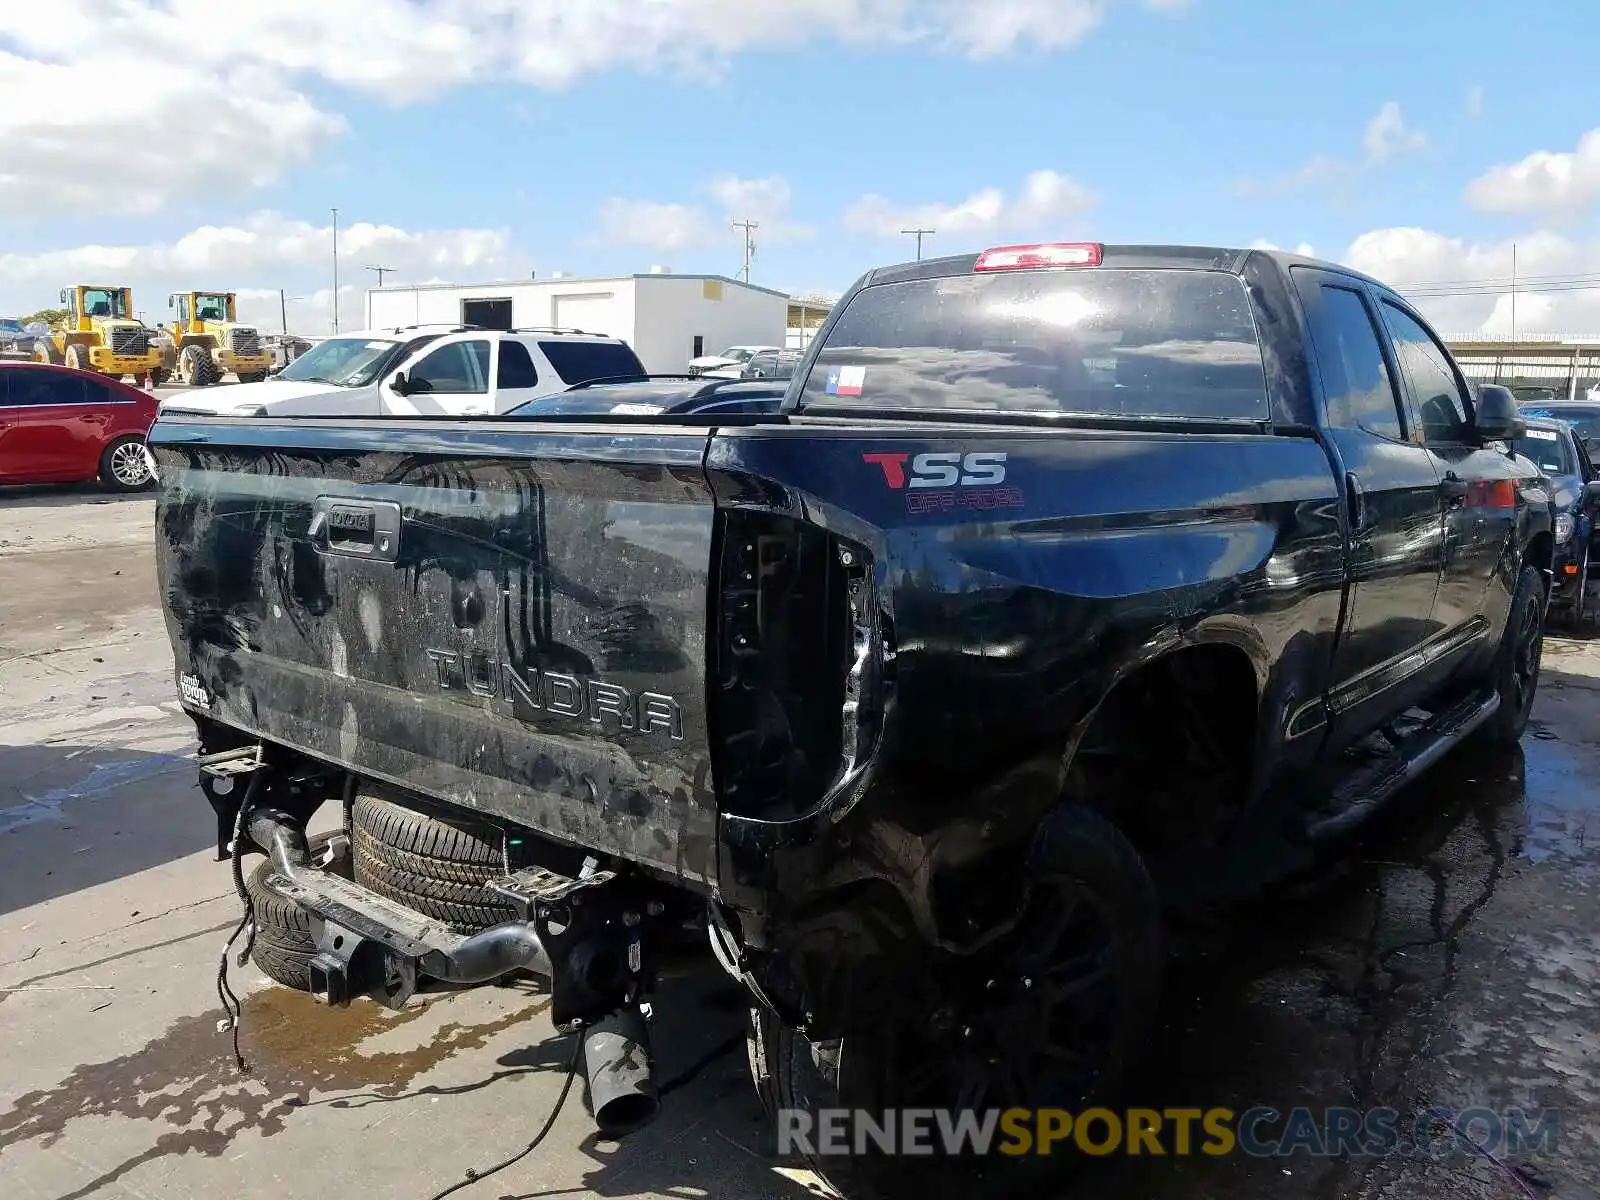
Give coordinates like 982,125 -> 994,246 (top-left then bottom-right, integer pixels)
366,265 -> 397,287
279,290 -> 305,334
901,227 -> 935,261
1510,241 -> 1518,344
732,219 -> 758,283
331,207 -> 340,333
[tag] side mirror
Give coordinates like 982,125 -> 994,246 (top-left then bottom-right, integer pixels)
1585,480 -> 1600,505
1473,384 -> 1525,442
390,370 -> 410,396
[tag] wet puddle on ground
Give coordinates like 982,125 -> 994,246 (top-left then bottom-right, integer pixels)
3,730 -> 1592,1200
0,983 -> 552,1200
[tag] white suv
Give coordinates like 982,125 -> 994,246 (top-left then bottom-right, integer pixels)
157,325 -> 646,418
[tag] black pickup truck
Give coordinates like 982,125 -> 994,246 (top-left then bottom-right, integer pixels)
150,243 -> 1552,1199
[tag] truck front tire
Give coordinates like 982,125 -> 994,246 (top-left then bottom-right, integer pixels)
753,805 -> 1163,1199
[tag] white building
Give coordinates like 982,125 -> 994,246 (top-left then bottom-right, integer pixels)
364,271 -> 791,374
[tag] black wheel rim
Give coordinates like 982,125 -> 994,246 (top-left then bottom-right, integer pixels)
1511,588 -> 1544,719
887,873 -> 1124,1119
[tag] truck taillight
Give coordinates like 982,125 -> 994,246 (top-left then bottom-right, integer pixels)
974,242 -> 1103,271
713,513 -> 863,820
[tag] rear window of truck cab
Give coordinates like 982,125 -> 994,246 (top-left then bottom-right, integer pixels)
800,266 -> 1269,420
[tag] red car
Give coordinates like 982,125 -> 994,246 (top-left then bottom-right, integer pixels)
0,362 -> 158,492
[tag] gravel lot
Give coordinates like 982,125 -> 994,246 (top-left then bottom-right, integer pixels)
2,483 -> 1597,1200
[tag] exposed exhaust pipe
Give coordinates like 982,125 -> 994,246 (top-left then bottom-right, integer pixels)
584,1005 -> 659,1136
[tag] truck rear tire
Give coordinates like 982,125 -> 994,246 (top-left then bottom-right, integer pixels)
350,789 -> 519,931
754,805 -> 1164,1199
237,370 -> 268,383
1474,563 -> 1547,749
245,832 -> 339,990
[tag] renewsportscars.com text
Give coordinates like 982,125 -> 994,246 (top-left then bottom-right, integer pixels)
777,1106 -> 1560,1159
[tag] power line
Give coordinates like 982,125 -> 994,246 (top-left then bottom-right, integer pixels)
1394,267 -> 1600,289
901,227 -> 935,260
731,219 -> 758,283
1402,278 -> 1600,299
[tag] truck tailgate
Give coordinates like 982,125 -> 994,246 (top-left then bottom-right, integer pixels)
150,418 -> 719,886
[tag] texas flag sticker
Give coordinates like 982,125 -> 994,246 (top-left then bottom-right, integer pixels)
825,365 -> 866,396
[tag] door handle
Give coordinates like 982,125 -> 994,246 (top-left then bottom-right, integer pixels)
309,497 -> 402,562
1345,472 -> 1368,532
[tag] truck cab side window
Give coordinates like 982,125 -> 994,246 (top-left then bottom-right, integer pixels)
1380,302 -> 1472,445
1313,286 -> 1404,440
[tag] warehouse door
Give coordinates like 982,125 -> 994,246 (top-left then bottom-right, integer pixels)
552,292 -> 614,334
461,298 -> 512,330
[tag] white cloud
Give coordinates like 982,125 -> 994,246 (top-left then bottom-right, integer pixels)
1343,226 -> 1600,337
0,52 -> 344,217
1250,238 -> 1317,257
0,212 -> 510,284
1465,84 -> 1485,119
933,0 -> 1105,59
1237,101 -> 1426,197
0,1 -> 1148,215
1362,101 -> 1427,163
1463,127 -> 1600,216
0,212 -> 513,333
593,200 -> 718,254
841,169 -> 1096,242
593,174 -> 810,252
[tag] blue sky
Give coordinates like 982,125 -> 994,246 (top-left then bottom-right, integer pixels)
4,0 -> 1600,335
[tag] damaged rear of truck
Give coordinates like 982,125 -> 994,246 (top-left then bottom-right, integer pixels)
151,243 -> 1549,1198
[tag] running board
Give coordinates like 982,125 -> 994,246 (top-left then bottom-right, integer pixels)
1301,690 -> 1500,842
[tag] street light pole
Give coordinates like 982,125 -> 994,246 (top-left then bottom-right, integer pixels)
901,227 -> 935,260
331,207 -> 340,333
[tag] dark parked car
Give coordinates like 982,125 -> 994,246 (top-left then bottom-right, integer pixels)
0,362 -> 158,491
1512,415 -> 1600,625
507,376 -> 786,419
1519,398 -> 1600,447
150,243 -> 1553,1199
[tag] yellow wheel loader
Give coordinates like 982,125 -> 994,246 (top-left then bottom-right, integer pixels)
163,292 -> 273,386
33,286 -> 164,381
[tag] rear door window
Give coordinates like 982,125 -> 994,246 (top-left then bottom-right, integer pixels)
799,268 -> 1269,419
539,341 -> 645,385
1307,285 -> 1406,440
9,370 -> 86,406
497,339 -> 540,388
1379,301 -> 1472,445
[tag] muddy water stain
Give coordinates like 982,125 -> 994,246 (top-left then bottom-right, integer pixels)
0,986 -> 549,1200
